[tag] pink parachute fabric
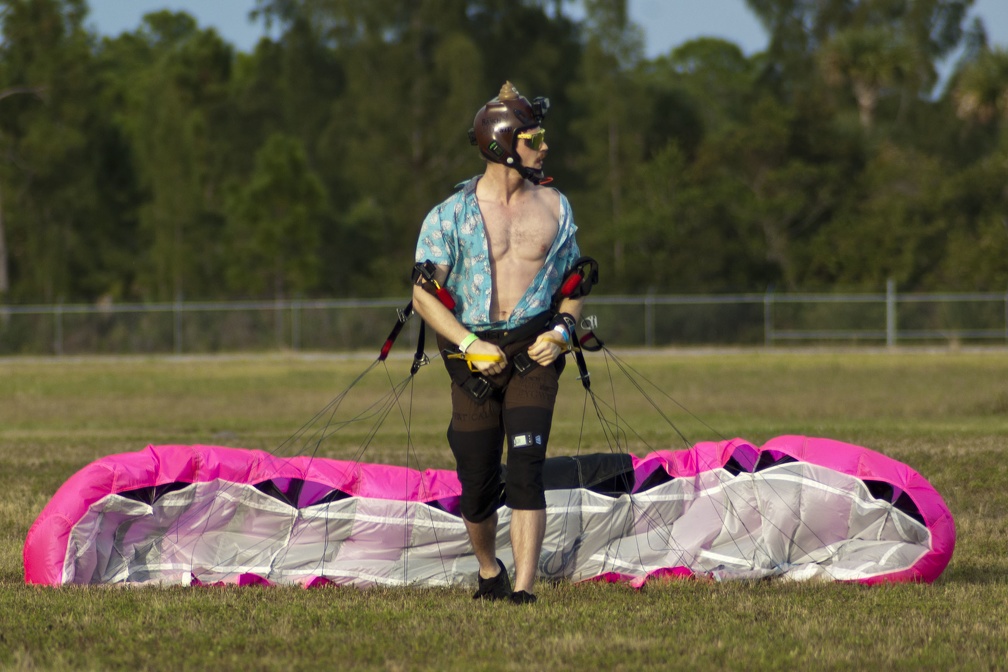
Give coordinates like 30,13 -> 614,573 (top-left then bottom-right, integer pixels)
24,435 -> 955,587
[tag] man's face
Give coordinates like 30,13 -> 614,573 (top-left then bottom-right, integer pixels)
515,127 -> 547,168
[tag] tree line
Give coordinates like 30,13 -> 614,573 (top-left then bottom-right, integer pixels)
0,0 -> 1005,305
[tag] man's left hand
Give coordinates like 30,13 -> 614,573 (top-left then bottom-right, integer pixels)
527,332 -> 568,366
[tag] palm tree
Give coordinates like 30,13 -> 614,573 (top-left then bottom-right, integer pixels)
746,0 -> 971,108
818,27 -> 918,128
952,47 -> 1008,125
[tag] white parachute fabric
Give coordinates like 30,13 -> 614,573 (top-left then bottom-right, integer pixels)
540,461 -> 930,584
65,483 -> 474,587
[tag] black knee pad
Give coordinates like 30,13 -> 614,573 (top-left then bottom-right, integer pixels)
503,406 -> 552,510
447,424 -> 504,523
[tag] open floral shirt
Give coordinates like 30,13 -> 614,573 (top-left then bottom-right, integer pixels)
415,176 -> 580,331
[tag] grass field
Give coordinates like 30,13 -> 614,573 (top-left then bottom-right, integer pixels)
1,349 -> 1007,670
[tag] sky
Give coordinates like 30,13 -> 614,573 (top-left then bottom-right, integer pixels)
87,0 -> 1007,63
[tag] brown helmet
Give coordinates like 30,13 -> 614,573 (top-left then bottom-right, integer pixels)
468,81 -> 551,183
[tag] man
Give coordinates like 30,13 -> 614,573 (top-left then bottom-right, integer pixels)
412,81 -> 585,605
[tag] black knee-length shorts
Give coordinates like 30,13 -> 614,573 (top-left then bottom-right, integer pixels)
440,328 -> 564,523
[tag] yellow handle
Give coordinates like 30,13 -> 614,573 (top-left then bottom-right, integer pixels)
539,335 -> 571,351
446,335 -> 569,372
445,352 -> 505,372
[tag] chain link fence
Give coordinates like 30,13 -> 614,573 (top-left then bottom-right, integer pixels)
2,284 -> 1007,356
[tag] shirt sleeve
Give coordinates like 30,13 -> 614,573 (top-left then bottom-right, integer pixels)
554,193 -> 581,276
414,201 -> 457,270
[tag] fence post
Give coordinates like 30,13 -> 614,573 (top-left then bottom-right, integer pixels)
886,279 -> 896,347
54,301 -> 63,356
644,291 -> 655,347
174,294 -> 182,354
269,297 -> 278,349
764,286 -> 774,347
292,299 -> 301,351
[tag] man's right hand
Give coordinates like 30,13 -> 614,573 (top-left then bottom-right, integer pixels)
466,339 -> 507,375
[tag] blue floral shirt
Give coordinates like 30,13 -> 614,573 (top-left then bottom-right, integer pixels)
415,177 -> 581,331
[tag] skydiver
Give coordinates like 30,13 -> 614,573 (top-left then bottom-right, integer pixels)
412,81 -> 586,605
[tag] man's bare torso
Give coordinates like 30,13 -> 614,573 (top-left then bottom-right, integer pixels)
476,180 -> 560,323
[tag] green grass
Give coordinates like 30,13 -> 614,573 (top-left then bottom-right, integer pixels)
1,350 -> 1007,670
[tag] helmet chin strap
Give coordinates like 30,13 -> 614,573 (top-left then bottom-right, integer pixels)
519,164 -> 549,185
505,156 -> 550,185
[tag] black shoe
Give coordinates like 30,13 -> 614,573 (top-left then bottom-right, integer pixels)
509,590 -> 537,605
472,558 -> 512,601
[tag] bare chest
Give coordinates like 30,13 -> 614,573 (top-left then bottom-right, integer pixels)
479,199 -> 559,263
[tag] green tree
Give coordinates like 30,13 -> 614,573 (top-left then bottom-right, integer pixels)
644,38 -> 757,140
931,153 -> 1008,289
567,0 -> 645,285
253,0 -> 584,294
0,84 -> 45,299
224,133 -> 327,298
230,11 -> 344,172
106,11 -> 236,300
614,40 -> 768,292
802,143 -> 948,289
617,143 -> 770,292
695,95 -> 852,291
0,0 -> 113,302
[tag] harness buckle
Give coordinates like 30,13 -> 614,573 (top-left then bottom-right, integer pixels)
411,352 -> 430,375
463,375 -> 493,402
512,352 -> 535,376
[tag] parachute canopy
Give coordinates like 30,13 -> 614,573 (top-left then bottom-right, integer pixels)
24,436 -> 955,587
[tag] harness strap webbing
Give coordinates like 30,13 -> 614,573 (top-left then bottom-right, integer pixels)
381,260 -> 459,368
379,301 -> 413,362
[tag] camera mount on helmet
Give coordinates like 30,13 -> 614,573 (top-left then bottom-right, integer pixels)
531,96 -> 550,122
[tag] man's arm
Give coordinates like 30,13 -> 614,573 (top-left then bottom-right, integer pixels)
411,268 -> 507,375
526,296 -> 584,366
